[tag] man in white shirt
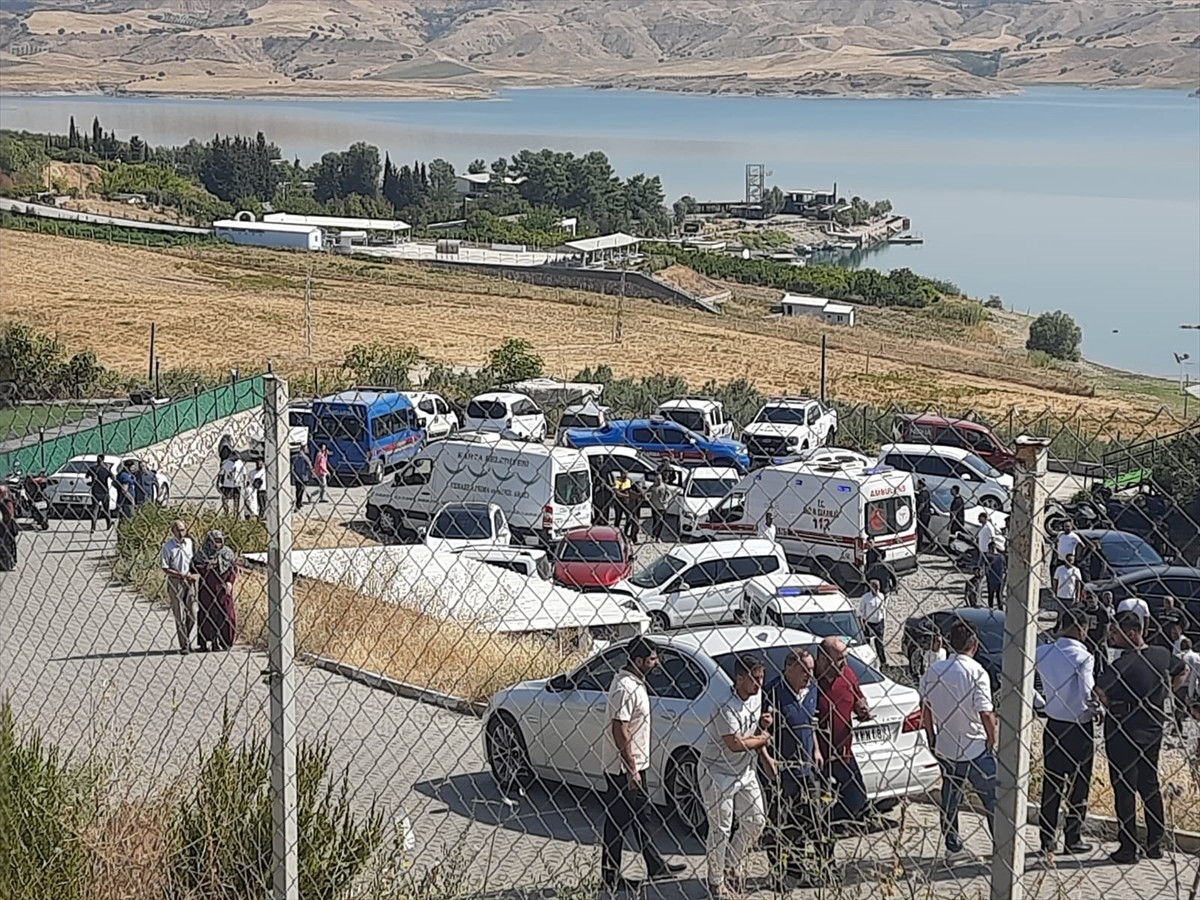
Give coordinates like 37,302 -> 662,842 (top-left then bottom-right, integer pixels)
1054,554 -> 1083,607
601,637 -> 683,890
1056,521 -> 1081,567
975,511 -> 996,558
757,509 -> 777,544
1115,594 -> 1150,625
701,654 -> 770,897
1034,608 -> 1097,856
919,620 -> 998,863
217,454 -> 245,515
857,578 -> 888,666
160,519 -> 198,653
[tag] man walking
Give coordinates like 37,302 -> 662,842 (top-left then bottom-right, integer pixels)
86,455 -> 113,532
313,444 -> 331,503
290,448 -> 312,511
601,637 -> 683,892
645,474 -> 672,542
701,654 -> 770,898
161,519 -> 198,654
1056,520 -> 1081,570
814,636 -> 872,828
1096,611 -> 1187,863
975,511 -> 996,558
1034,608 -> 1098,857
1054,553 -> 1083,611
218,452 -> 244,516
919,621 -> 998,864
984,542 -> 1007,610
857,579 -> 887,666
949,486 -> 966,539
116,461 -> 137,519
915,479 -> 932,552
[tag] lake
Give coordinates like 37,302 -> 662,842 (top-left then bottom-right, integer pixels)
2,87 -> 1197,377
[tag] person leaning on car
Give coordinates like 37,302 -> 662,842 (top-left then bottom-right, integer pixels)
600,636 -> 684,891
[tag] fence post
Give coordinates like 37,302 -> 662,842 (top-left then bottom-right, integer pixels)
990,435 -> 1051,900
263,375 -> 299,900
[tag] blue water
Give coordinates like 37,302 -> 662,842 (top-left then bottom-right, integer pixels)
2,87 -> 1197,376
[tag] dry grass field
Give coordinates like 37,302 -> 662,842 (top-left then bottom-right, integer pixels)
0,228 -> 1179,432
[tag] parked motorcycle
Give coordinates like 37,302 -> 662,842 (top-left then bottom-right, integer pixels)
5,468 -> 50,530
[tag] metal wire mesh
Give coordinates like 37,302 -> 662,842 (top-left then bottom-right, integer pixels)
2,374 -> 1197,900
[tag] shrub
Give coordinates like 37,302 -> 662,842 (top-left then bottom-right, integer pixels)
1026,310 -> 1082,361
921,299 -> 991,326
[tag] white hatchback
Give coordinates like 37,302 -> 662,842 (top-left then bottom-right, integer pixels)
463,391 -> 547,442
483,625 -> 941,833
672,465 -> 741,538
878,443 -> 1013,511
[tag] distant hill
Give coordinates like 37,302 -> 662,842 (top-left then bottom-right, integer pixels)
2,0 -> 1197,98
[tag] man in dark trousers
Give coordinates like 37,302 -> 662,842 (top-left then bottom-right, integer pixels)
600,637 -> 685,891
1075,589 -> 1114,678
915,479 -> 933,552
1096,611 -> 1187,863
85,455 -> 113,532
290,448 -> 312,511
1034,608 -> 1098,857
984,542 -> 1007,610
949,486 -> 967,539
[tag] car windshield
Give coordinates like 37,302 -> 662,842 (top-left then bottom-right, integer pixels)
962,452 -> 1001,479
661,409 -> 706,433
559,538 -> 625,563
629,554 -> 688,588
467,399 -> 507,420
1099,535 -> 1164,568
712,644 -> 885,687
554,469 -> 591,506
57,460 -> 98,475
288,410 -> 310,427
314,413 -> 363,442
779,611 -> 863,642
754,406 -> 807,425
429,506 -> 492,540
560,413 -> 601,429
687,477 -> 739,499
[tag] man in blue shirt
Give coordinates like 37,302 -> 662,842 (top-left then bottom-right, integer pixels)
133,461 -> 157,507
762,648 -> 832,884
115,461 -> 137,519
290,449 -> 312,511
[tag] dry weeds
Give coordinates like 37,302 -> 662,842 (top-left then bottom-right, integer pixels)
84,797 -> 174,900
0,230 -> 1172,434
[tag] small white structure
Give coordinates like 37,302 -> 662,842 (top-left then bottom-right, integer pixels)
213,216 -> 322,251
263,212 -> 410,245
781,293 -> 857,326
565,232 -> 642,266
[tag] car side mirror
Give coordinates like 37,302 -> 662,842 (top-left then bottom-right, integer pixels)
548,674 -> 572,693
665,580 -> 681,594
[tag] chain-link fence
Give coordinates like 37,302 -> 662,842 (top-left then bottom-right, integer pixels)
2,374 -> 1198,900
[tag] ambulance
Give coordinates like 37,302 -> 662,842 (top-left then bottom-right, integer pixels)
695,455 -> 917,584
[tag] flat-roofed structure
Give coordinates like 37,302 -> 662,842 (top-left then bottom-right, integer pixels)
213,218 -> 323,251
781,293 -> 857,326
263,212 -> 411,244
565,232 -> 641,266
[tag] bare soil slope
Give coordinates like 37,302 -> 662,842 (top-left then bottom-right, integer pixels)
2,0 -> 1196,98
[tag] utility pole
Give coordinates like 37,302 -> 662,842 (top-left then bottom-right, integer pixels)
990,435 -> 1051,900
148,322 -> 156,383
304,262 -> 313,358
263,376 -> 299,900
613,251 -> 626,344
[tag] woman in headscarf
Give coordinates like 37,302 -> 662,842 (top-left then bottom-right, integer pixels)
0,486 -> 17,571
193,529 -> 237,651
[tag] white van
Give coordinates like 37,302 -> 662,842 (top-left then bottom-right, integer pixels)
697,456 -> 918,583
464,391 -> 547,441
877,443 -> 1012,511
655,398 -> 734,440
402,391 -> 459,441
365,433 -> 591,545
740,572 -> 877,667
608,538 -> 787,631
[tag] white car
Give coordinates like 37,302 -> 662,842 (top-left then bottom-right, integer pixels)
422,502 -> 512,553
740,572 -> 877,667
741,397 -> 839,462
44,454 -> 169,514
463,391 -> 546,442
879,443 -> 1012,511
609,538 -> 787,631
483,625 -> 940,832
403,391 -> 459,441
927,487 -> 1009,550
672,465 -> 741,539
655,398 -> 734,440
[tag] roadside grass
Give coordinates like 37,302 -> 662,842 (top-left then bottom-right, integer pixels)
114,503 -> 582,704
0,403 -> 84,442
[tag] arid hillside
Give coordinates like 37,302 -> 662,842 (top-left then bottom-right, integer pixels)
1,0 -> 1197,98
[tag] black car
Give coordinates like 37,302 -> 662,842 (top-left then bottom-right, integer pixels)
1067,529 -> 1166,582
902,607 -> 1052,689
1087,565 -> 1200,636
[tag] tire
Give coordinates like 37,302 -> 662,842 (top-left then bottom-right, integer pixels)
666,749 -> 706,836
375,507 -> 400,537
485,713 -> 534,794
649,611 -> 671,633
980,495 -> 1003,511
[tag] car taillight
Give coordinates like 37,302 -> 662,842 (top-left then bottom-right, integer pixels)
542,504 -> 554,529
901,708 -> 923,733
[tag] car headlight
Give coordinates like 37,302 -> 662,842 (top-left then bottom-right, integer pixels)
620,600 -> 641,611
785,436 -> 799,446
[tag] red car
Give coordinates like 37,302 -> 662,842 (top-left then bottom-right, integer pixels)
553,526 -> 632,591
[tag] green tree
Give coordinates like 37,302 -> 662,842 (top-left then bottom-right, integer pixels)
341,343 -> 422,387
1026,310 -> 1082,361
672,194 -> 697,227
486,338 -> 543,383
467,158 -> 487,174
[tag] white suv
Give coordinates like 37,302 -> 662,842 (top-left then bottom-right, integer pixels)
463,391 -> 547,441
656,398 -> 734,440
878,443 -> 1012,510
402,391 -> 459,441
609,538 -> 787,631
741,397 -> 838,462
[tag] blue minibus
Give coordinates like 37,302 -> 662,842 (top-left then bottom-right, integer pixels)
309,390 -> 423,482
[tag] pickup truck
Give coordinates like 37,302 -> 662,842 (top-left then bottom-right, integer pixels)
740,397 -> 838,464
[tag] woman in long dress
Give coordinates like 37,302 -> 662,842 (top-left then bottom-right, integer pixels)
0,486 -> 17,571
194,529 -> 237,651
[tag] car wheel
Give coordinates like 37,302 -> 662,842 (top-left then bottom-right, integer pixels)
980,496 -> 1003,510
376,508 -> 399,537
667,750 -> 706,836
648,611 -> 671,633
485,712 -> 534,793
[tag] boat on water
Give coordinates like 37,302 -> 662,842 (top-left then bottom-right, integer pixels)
888,233 -> 924,245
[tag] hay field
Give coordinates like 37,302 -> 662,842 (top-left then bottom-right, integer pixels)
0,229 -> 1169,430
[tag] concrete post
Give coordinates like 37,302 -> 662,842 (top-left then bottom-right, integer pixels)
263,375 -> 299,900
990,435 -> 1051,900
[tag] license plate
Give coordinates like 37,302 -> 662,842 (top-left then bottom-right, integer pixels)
855,724 -> 898,745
